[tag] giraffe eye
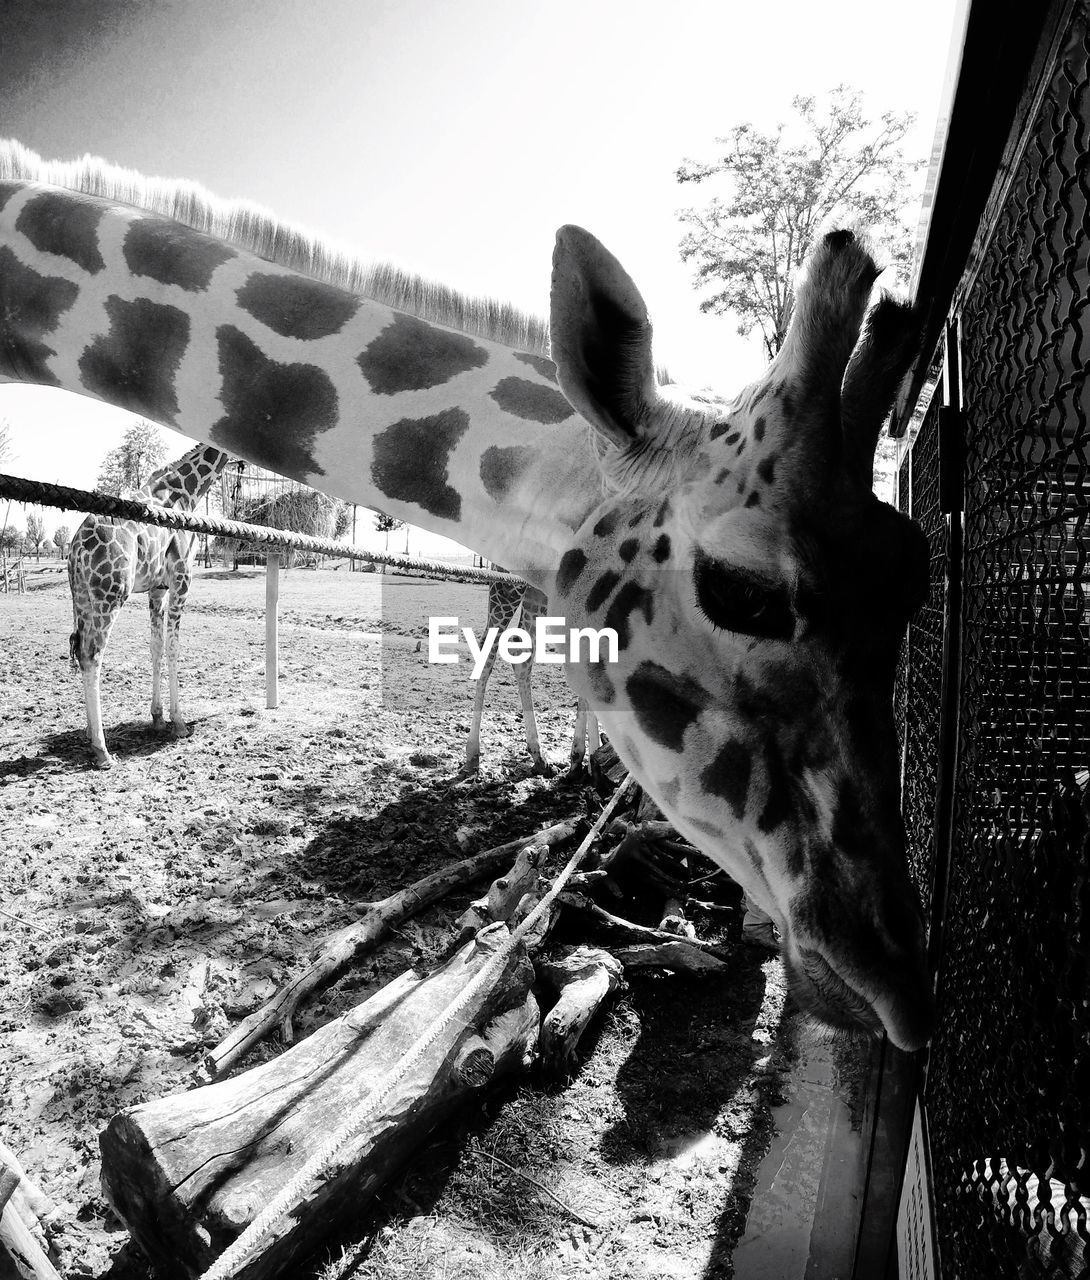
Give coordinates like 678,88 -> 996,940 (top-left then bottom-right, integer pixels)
693,549 -> 794,641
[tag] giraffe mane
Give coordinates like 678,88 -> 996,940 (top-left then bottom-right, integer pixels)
0,139 -> 551,356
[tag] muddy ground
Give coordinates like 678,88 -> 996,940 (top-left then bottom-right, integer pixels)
1,563 -> 798,1280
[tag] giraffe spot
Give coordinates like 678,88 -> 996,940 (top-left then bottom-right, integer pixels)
743,839 -> 771,886
587,659 -> 616,705
716,468 -> 730,484
701,739 -> 751,819
123,217 -> 236,292
751,385 -> 768,409
626,661 -> 705,752
210,325 -> 336,476
514,351 -> 559,383
628,508 -> 646,528
0,246 -> 79,384
652,499 -> 670,529
489,376 -> 574,423
753,416 -> 766,442
708,419 -> 731,441
687,817 -> 721,839
479,444 -> 535,502
737,437 -> 746,454
758,744 -> 792,833
722,433 -> 741,447
585,570 -> 620,613
556,548 -> 587,595
660,777 -> 681,808
593,509 -> 620,538
618,538 -> 639,563
357,313 -> 488,394
603,582 -> 654,650
235,271 -> 360,339
757,453 -> 777,485
652,534 -> 671,563
745,492 -> 761,508
16,190 -> 105,274
371,407 -> 469,521
0,182 -> 23,211
80,296 -> 189,423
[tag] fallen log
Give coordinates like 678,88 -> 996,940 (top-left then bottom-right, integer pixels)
101,927 -> 539,1280
0,1144 -> 59,1280
613,941 -> 729,974
658,897 -> 696,939
0,1205 -> 61,1280
454,843 -> 543,937
558,892 -> 732,961
200,819 -> 579,1080
537,946 -> 623,1075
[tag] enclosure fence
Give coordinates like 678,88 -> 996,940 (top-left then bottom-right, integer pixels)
0,472 -> 519,588
895,6 -> 1090,1275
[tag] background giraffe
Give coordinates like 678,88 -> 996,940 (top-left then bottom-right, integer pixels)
67,443 -> 230,769
462,572 -> 599,778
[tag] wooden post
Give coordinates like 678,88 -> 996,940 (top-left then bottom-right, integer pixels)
265,551 -> 279,710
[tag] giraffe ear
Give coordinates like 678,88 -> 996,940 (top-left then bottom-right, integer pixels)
549,225 -> 660,449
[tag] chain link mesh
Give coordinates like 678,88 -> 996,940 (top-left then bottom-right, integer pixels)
900,9 -> 1090,1276
898,404 -> 947,919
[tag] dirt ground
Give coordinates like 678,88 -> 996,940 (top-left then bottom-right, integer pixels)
0,562 -> 797,1280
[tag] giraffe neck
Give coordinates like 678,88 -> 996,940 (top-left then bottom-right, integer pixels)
140,445 -> 230,510
0,161 -> 608,581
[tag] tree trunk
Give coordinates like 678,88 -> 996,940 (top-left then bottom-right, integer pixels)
100,929 -> 539,1280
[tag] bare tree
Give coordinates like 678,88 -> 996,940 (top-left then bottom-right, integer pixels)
95,420 -> 168,496
676,86 -> 923,358
53,524 -> 71,556
25,511 -> 46,561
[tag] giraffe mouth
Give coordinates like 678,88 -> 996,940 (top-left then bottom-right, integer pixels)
793,948 -> 885,1038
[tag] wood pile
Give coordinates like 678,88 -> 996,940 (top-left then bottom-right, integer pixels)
88,750 -> 744,1280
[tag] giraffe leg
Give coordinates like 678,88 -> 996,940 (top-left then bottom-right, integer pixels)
165,569 -> 190,739
568,698 -> 589,776
585,708 -> 604,786
73,598 -> 121,769
514,646 -> 554,777
459,644 -> 498,778
149,588 -> 168,732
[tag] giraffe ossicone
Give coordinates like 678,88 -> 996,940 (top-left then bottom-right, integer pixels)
0,141 -> 931,1049
67,444 -> 230,769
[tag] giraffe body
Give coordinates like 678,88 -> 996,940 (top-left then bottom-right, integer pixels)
462,572 -> 599,778
0,143 -> 932,1048
67,444 -> 229,768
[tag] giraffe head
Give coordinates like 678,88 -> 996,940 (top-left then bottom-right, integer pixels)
142,444 -> 232,508
549,227 -> 932,1051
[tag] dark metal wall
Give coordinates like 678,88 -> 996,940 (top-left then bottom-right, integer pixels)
897,6 -> 1090,1276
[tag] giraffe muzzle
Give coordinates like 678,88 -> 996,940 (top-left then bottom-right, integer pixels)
790,944 -> 934,1052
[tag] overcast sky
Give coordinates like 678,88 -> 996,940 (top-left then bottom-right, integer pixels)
0,0 -> 959,554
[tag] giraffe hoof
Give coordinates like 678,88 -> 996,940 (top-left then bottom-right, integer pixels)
151,715 -> 169,735
92,751 -> 114,771
458,759 -> 480,779
531,759 -> 556,778
170,721 -> 190,740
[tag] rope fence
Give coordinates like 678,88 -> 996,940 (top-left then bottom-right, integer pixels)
0,472 -> 521,588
